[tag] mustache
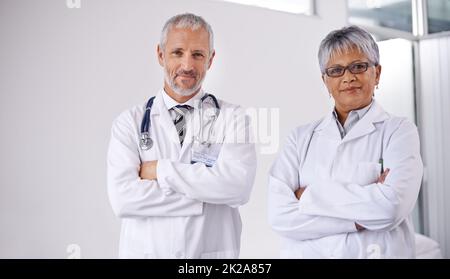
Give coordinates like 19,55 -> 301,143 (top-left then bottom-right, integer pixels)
175,70 -> 197,78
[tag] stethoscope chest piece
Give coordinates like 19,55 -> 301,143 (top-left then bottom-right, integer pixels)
140,132 -> 153,150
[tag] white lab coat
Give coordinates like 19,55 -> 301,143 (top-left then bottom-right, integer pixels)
268,101 -> 423,258
107,89 -> 256,258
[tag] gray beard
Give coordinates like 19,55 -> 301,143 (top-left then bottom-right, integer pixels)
164,72 -> 205,96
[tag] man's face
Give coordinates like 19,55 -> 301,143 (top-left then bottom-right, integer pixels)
157,27 -> 215,96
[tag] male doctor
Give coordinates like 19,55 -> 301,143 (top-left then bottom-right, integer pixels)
107,13 -> 256,259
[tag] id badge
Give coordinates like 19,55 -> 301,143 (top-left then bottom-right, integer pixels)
191,141 -> 222,167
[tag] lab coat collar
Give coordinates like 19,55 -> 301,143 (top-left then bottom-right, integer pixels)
148,88 -> 207,155
162,88 -> 205,110
150,88 -> 206,116
315,100 -> 389,143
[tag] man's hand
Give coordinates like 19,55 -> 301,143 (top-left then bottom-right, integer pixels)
139,160 -> 158,180
377,168 -> 390,184
294,186 -> 306,200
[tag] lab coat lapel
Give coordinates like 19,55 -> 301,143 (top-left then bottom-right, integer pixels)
314,114 -> 342,141
179,112 -> 195,159
341,101 -> 389,144
151,92 -> 182,155
179,94 -> 205,160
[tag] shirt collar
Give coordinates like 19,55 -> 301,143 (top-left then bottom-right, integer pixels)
332,99 -> 374,122
162,88 -> 205,110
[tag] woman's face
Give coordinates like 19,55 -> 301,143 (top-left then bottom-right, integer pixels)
322,48 -> 381,114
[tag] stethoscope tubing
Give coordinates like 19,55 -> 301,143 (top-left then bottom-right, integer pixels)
140,93 -> 220,150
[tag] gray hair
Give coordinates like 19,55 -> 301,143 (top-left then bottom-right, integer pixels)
160,13 -> 214,54
318,25 -> 380,74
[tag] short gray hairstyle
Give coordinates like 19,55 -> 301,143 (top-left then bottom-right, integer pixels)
318,25 -> 380,74
160,13 -> 214,54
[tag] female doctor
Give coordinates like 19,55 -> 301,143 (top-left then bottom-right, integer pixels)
268,26 -> 423,258
107,13 -> 256,259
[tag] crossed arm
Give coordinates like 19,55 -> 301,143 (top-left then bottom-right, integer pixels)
138,108 -> 256,208
268,120 -> 422,241
107,108 -> 256,219
294,169 -> 390,231
107,112 -> 203,218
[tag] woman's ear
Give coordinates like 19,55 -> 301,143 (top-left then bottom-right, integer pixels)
375,64 -> 382,84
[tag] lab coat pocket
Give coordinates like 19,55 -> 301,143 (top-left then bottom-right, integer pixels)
352,162 -> 382,186
191,142 -> 222,167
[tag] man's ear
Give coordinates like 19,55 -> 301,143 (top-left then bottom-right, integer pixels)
207,50 -> 216,70
157,45 -> 164,67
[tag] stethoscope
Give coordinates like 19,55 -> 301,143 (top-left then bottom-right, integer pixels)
139,93 -> 220,151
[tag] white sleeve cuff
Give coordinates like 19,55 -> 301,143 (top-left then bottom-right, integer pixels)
157,159 -> 174,195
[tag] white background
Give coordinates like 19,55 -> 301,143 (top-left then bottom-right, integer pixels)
0,0 -> 421,258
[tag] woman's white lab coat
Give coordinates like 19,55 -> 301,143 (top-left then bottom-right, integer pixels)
107,89 -> 256,258
268,101 -> 423,258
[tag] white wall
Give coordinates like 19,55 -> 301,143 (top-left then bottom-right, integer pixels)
376,39 -> 415,123
376,38 -> 424,233
416,35 -> 450,258
0,0 -> 347,258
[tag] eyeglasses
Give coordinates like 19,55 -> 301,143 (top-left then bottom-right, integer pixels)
324,62 -> 376,78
